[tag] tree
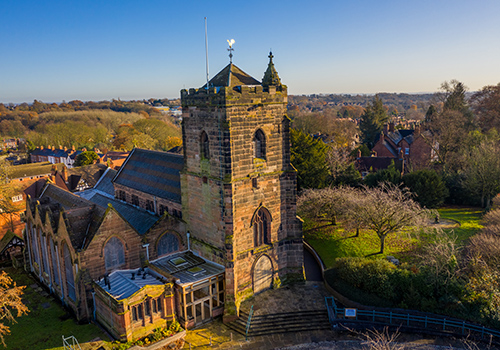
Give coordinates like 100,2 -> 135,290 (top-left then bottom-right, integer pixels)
290,128 -> 330,190
297,186 -> 358,226
364,160 -> 401,187
402,169 -> 448,208
357,184 -> 426,254
462,139 -> 500,208
74,151 -> 100,167
359,95 -> 389,149
424,80 -> 475,170
470,83 -> 500,133
0,271 -> 28,346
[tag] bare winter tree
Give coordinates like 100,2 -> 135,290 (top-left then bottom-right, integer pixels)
357,184 -> 427,255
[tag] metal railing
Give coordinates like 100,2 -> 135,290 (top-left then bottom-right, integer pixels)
245,305 -> 254,341
62,335 -> 81,350
325,297 -> 500,341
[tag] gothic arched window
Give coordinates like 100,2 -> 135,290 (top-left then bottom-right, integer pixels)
157,233 -> 179,257
254,129 -> 266,159
200,131 -> 210,160
253,208 -> 271,247
104,237 -> 125,271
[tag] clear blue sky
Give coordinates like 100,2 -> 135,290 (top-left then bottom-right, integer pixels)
1,0 -> 500,103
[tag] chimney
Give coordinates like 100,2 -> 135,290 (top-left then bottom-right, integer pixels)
52,145 -> 55,151
414,124 -> 420,136
72,145 -> 76,152
357,149 -> 362,158
389,122 -> 395,133
383,124 -> 388,134
380,132 -> 384,142
61,166 -> 68,182
40,146 -> 44,150
399,148 -> 404,160
64,146 -> 68,152
59,145 -> 62,150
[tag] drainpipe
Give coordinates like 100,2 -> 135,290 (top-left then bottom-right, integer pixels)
142,244 -> 150,262
187,232 -> 190,251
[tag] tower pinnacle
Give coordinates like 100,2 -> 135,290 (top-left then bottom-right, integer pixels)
262,51 -> 281,88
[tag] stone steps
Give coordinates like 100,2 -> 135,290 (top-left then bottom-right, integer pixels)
228,309 -> 331,337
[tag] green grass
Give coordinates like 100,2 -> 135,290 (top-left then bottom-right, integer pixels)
437,207 -> 483,243
305,223 -> 419,269
2,267 -> 113,350
305,206 -> 484,269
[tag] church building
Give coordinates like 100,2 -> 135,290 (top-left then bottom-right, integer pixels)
24,53 -> 304,341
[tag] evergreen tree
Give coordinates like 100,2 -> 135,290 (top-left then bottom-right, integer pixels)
360,95 -> 389,149
290,128 -> 329,190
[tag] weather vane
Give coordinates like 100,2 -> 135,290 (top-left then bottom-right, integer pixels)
227,39 -> 235,63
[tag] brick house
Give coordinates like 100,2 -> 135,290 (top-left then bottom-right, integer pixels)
24,53 -> 303,341
368,122 -> 437,171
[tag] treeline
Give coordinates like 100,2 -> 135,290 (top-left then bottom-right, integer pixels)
0,99 -> 181,152
288,92 -> 436,119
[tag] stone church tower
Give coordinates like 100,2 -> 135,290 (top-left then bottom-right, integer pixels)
180,53 -> 303,320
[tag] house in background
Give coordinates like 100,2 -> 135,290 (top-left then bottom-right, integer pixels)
357,122 -> 437,176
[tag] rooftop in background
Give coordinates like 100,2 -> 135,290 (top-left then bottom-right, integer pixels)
9,162 -> 64,180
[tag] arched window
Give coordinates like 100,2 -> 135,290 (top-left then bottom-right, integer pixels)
200,131 -> 210,160
50,237 -> 60,286
157,233 -> 179,257
253,208 -> 271,246
254,129 -> 266,159
63,243 -> 76,301
104,237 -> 125,271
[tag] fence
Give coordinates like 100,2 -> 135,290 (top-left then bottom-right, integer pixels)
325,297 -> 500,342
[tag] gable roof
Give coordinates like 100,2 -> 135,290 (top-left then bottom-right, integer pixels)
203,63 -> 261,88
83,192 -> 158,235
112,148 -> 183,203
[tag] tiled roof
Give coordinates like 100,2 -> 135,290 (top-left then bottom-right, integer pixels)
82,192 -> 158,235
112,148 -> 183,203
203,63 -> 261,88
151,251 -> 225,285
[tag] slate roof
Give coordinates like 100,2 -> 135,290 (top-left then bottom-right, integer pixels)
37,184 -> 102,249
202,63 -> 261,89
84,192 -> 158,235
151,251 -> 225,286
92,167 -> 117,197
95,267 -> 166,300
112,148 -> 183,203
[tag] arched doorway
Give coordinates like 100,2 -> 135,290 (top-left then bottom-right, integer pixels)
253,255 -> 273,294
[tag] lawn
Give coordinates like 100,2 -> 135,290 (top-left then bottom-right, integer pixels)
304,206 -> 483,269
1,267 -> 113,350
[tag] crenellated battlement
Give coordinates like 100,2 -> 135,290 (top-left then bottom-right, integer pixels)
181,84 -> 287,108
